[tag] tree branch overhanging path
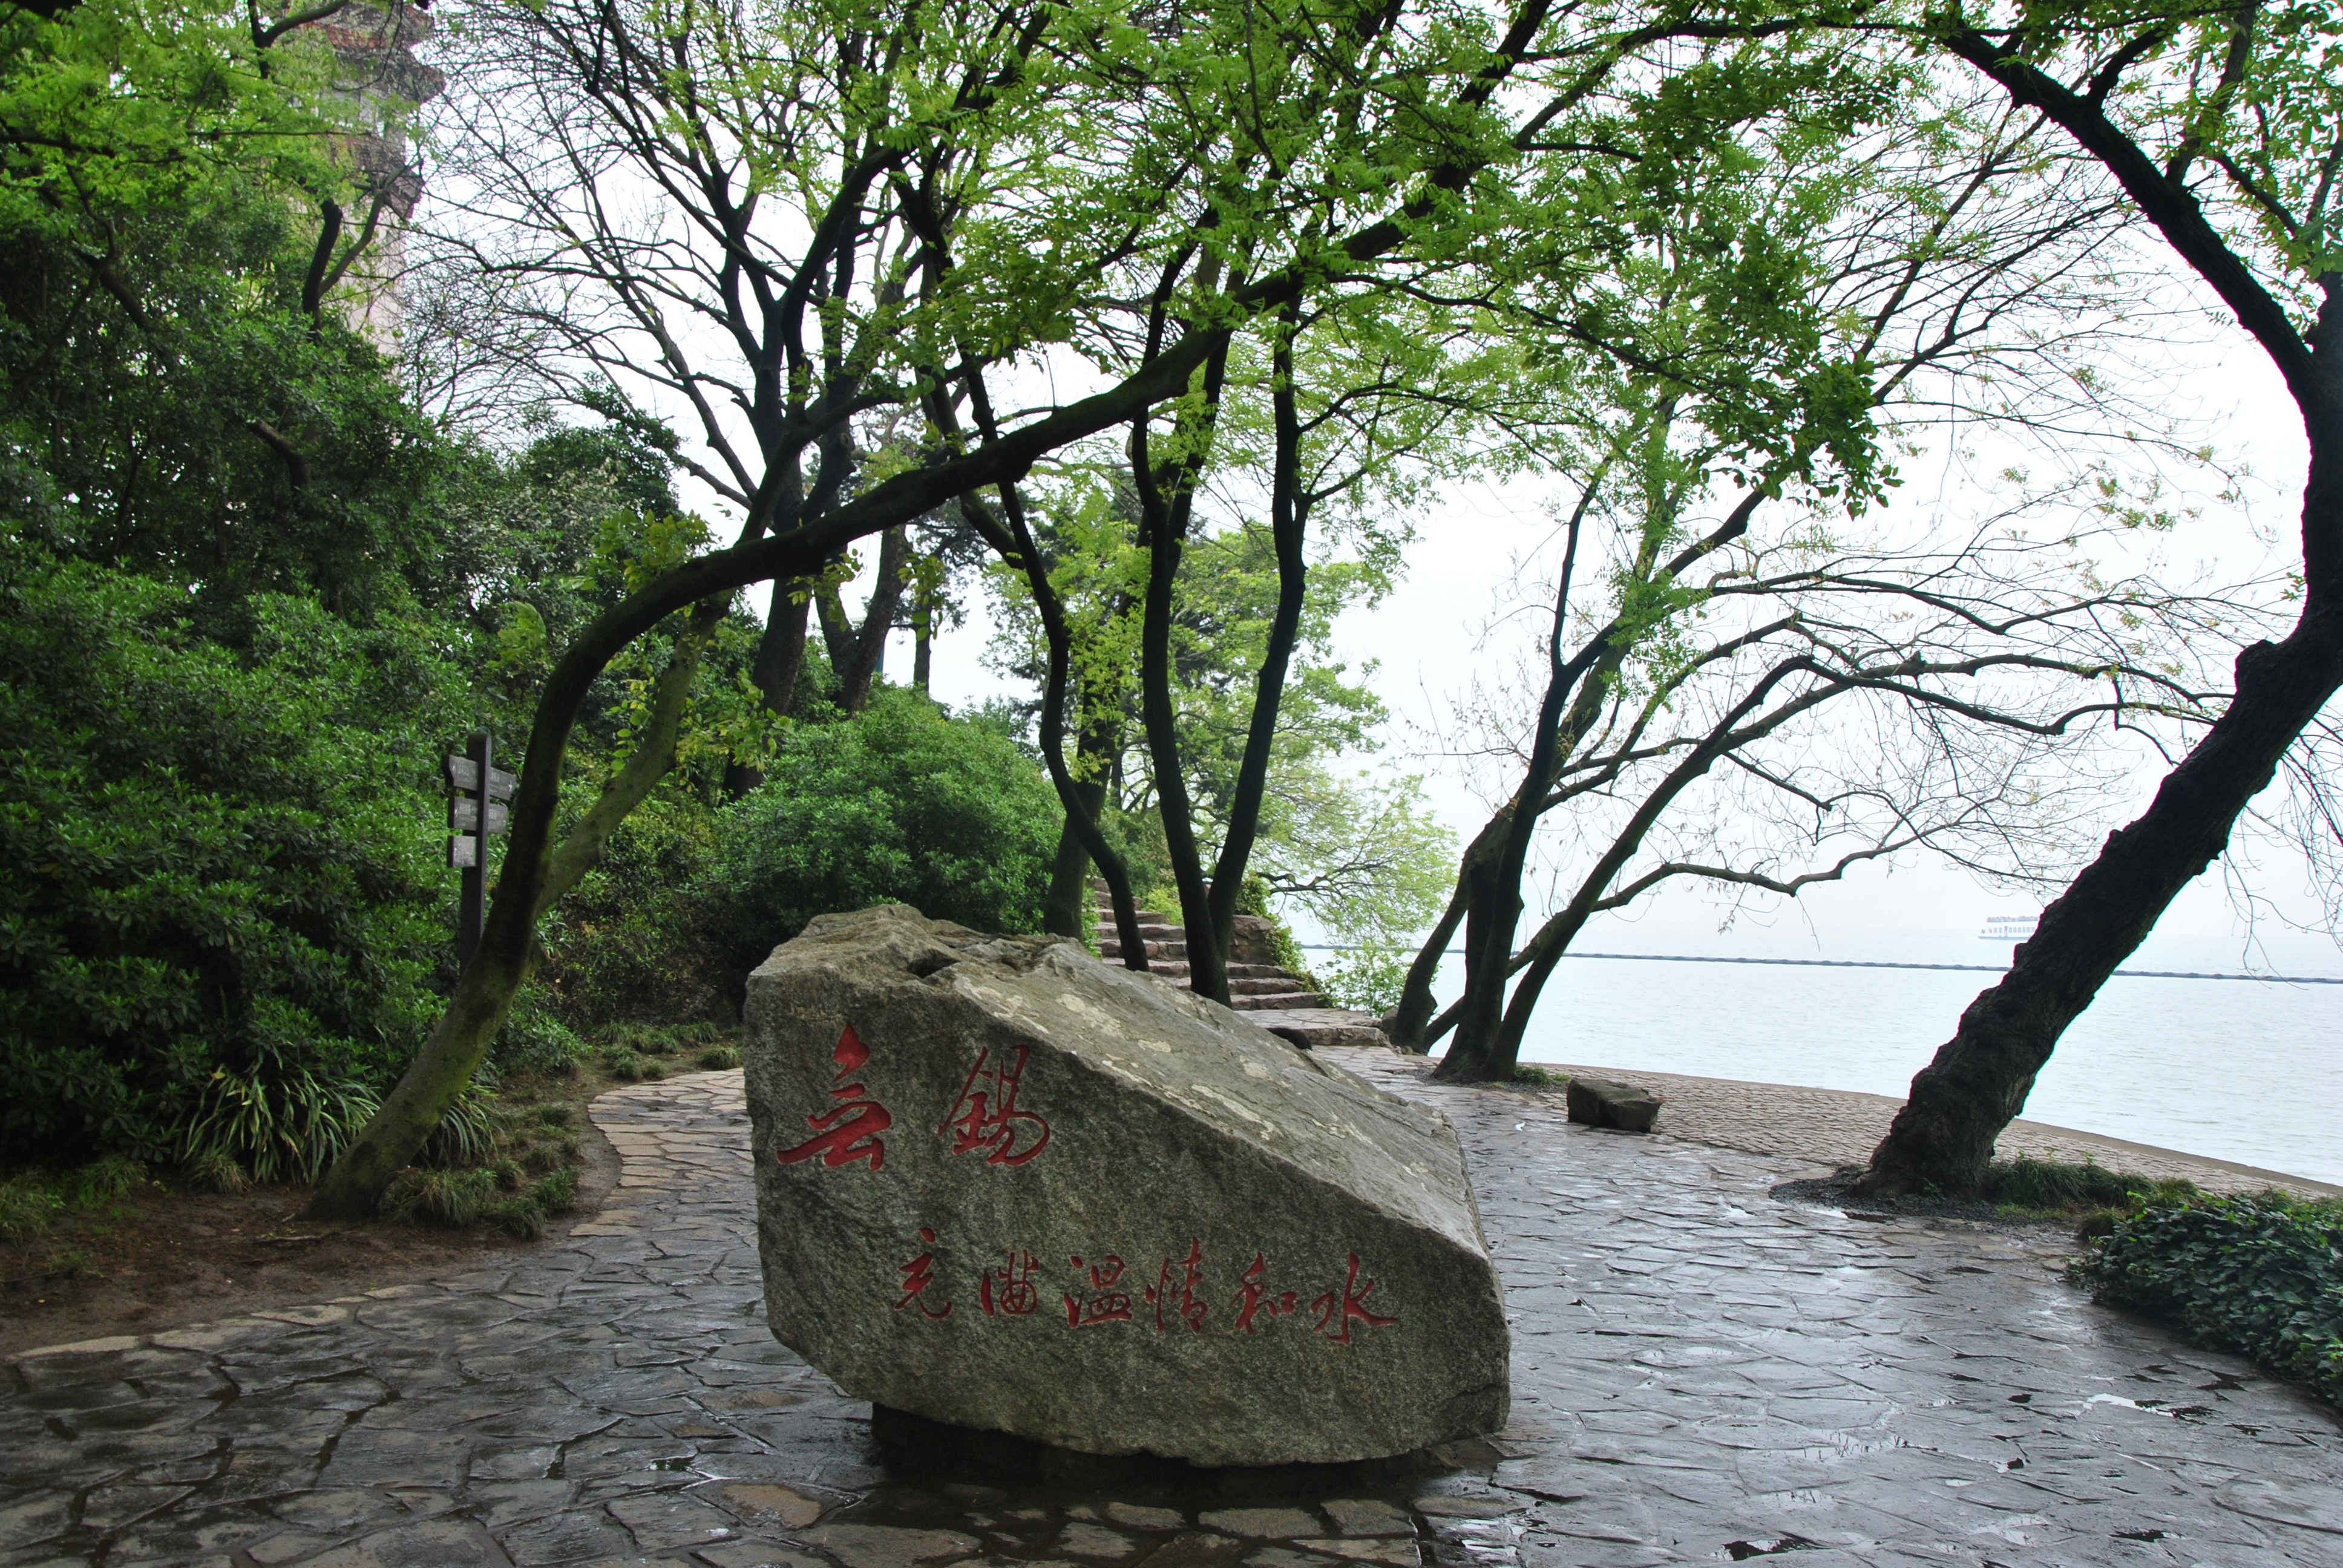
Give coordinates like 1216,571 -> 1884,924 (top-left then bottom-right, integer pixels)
310,0 -> 1768,1217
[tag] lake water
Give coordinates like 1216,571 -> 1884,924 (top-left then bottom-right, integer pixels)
1398,925 -> 2342,1186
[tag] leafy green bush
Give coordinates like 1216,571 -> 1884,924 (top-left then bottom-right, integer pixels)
384,1162 -> 580,1238
2076,1192 -> 2343,1406
1322,947 -> 1409,1014
698,687 -> 1060,978
0,546 -> 457,1168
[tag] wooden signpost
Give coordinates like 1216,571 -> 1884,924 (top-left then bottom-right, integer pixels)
446,731 -> 517,962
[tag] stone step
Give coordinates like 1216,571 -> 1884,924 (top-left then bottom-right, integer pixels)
1228,976 -> 1300,996
1231,991 -> 1329,1010
1099,939 -> 1188,961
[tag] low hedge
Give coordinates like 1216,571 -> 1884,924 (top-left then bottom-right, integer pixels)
2074,1191 -> 2343,1406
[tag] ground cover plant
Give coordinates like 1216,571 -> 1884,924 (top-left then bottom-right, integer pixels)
2077,1191 -> 2343,1408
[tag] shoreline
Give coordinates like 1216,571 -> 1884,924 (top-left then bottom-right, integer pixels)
1510,1059 -> 2342,1197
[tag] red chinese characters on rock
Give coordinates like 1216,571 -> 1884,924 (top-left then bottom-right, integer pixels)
937,1044 -> 1051,1166
896,1227 -> 951,1319
1311,1252 -> 1400,1344
776,1025 -> 891,1171
980,1249 -> 1042,1316
1144,1240 -> 1210,1333
1231,1252 -> 1302,1333
1064,1253 -> 1133,1327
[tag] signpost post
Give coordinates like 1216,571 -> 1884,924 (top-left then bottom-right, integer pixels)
446,732 -> 517,964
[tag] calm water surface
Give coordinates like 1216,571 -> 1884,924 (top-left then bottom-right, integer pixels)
1415,926 -> 2342,1186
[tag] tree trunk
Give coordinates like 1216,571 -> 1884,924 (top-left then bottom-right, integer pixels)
304,593 -> 732,1219
1042,717 -> 1119,939
1043,777 -> 1109,938
825,526 -> 908,714
1864,611 -> 2342,1194
1862,34 -> 2343,1195
1387,831 -> 1487,1050
726,577 -> 813,796
1204,324 -> 1310,964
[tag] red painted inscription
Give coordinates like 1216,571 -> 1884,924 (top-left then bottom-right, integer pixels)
980,1248 -> 1043,1316
1231,1252 -> 1300,1333
776,1024 -> 891,1171
1311,1252 -> 1399,1343
1144,1239 -> 1210,1332
895,1227 -> 952,1318
1064,1253 -> 1133,1327
937,1044 -> 1051,1165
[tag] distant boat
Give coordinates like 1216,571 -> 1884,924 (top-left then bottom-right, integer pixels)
1981,913 -> 2039,942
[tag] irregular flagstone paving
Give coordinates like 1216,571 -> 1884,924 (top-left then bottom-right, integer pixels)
1,1056 -> 2336,1568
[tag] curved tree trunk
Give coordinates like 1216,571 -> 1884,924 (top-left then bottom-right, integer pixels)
1864,598 -> 2342,1194
1860,22 -> 2343,1195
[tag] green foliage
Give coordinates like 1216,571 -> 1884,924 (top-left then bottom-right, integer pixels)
536,792 -> 727,1028
1985,1155 -> 2148,1212
2077,1191 -> 2343,1406
698,1045 -> 743,1071
0,1175 -> 60,1244
1510,1065 -> 1565,1086
383,1166 -> 506,1229
0,541 -> 456,1168
698,687 -> 1061,979
1322,948 -> 1411,1016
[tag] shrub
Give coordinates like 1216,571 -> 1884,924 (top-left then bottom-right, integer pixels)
0,544 -> 457,1168
491,987 -> 586,1078
384,1166 -> 504,1227
697,687 -> 1060,981
603,1047 -> 660,1082
698,1045 -> 742,1071
2076,1191 -> 2343,1406
1322,947 -> 1408,1014
535,789 -> 727,1028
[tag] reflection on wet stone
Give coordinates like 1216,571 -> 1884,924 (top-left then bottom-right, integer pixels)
1,1055 -> 2338,1568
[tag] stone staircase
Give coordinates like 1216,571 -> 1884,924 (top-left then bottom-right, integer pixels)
1089,886 -> 1328,1010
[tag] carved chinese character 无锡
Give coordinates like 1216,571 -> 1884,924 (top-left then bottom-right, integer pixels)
742,904 -> 1509,1468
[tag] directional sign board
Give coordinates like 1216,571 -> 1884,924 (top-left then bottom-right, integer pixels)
448,798 -> 511,835
447,756 -> 518,800
448,834 -> 479,868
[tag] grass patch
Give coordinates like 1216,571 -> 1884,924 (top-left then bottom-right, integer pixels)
1510,1064 -> 1565,1087
0,1177 -> 61,1244
697,1045 -> 742,1071
2074,1189 -> 2343,1408
1963,1155 -> 2201,1223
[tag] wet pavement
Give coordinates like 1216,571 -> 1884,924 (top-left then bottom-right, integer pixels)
3,1054 -> 2339,1568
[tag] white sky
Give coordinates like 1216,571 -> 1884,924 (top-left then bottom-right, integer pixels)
884,293 -> 2339,970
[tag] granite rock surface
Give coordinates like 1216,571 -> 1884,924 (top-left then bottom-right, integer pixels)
742,906 -> 1509,1466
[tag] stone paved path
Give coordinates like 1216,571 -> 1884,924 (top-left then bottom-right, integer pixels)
4,1060 -> 2339,1568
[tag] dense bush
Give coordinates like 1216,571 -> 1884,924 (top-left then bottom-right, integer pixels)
2076,1192 -> 2343,1406
698,687 -> 1060,978
0,543 -> 456,1170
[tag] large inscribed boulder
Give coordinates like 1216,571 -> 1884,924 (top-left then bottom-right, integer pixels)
743,905 -> 1509,1467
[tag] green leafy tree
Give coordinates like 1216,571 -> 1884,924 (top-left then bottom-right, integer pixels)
695,687 -> 1061,981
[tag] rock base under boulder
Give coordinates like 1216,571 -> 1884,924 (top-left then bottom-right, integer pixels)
869,1405 -> 1445,1490
1565,1076 -> 1663,1133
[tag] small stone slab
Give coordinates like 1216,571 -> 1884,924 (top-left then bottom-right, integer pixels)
744,906 -> 1508,1468
1322,1502 -> 1411,1538
1197,1509 -> 1320,1539
1563,1076 -> 1662,1134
